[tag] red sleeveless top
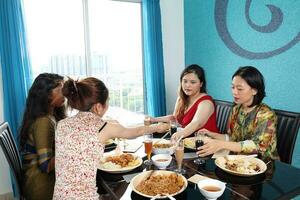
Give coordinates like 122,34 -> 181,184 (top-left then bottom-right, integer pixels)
177,95 -> 219,133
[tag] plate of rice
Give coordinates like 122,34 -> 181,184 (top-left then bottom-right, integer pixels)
99,152 -> 142,173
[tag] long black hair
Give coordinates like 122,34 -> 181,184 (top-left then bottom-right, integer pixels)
19,73 -> 66,149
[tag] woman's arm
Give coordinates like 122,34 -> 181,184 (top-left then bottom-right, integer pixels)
33,117 -> 55,173
99,122 -> 169,144
150,115 -> 175,123
197,139 -> 241,157
173,100 -> 215,139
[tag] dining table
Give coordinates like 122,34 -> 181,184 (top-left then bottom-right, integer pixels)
96,133 -> 300,200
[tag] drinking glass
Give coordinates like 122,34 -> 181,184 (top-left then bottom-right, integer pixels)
174,139 -> 186,174
194,132 -> 205,165
143,133 -> 153,165
144,116 -> 151,126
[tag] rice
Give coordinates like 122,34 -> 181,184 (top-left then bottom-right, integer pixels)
101,161 -> 122,169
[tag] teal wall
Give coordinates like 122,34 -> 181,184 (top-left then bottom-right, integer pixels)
184,0 -> 300,167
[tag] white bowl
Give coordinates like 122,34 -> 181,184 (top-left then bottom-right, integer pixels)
197,179 -> 226,200
152,139 -> 174,155
151,154 -> 172,169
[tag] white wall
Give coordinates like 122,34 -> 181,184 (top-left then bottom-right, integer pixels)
0,67 -> 13,195
160,0 -> 185,114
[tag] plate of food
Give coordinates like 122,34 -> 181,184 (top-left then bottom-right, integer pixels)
99,152 -> 142,174
215,155 -> 267,177
152,139 -> 174,155
130,170 -> 187,199
183,137 -> 197,150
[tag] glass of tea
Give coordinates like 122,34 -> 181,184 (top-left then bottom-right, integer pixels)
194,132 -> 205,165
143,133 -> 153,166
174,139 -> 186,174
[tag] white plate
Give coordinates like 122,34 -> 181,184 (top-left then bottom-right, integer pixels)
98,152 -> 142,174
215,155 -> 267,177
130,170 -> 187,199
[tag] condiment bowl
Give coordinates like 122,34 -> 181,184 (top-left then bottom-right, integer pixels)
197,178 -> 226,200
151,154 -> 172,169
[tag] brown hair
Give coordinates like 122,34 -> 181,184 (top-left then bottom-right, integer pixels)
63,77 -> 109,111
175,64 -> 207,120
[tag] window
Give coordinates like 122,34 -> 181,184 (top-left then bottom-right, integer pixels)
23,0 -> 144,114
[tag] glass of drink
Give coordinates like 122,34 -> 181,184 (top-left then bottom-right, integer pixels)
143,133 -> 153,166
174,139 -> 186,174
194,132 -> 205,165
144,116 -> 151,126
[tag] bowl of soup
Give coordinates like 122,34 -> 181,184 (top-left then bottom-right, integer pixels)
197,178 -> 226,200
151,154 -> 172,169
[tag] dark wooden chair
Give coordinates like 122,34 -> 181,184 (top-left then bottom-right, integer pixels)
0,122 -> 24,199
214,99 -> 233,134
214,100 -> 300,164
273,109 -> 300,164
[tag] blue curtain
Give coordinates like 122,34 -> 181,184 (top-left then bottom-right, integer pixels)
0,0 -> 32,138
142,0 -> 166,117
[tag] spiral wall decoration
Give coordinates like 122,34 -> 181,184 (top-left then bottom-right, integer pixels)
215,0 -> 300,59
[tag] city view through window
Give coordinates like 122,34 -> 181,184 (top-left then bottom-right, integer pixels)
23,0 -> 144,114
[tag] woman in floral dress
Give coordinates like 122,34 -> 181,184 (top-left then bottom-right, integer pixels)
196,66 -> 279,160
53,77 -> 169,199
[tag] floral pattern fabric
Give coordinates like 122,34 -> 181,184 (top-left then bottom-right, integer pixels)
228,103 -> 279,160
53,112 -> 105,200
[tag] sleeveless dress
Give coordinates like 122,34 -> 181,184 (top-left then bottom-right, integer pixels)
53,112 -> 105,200
177,95 -> 219,133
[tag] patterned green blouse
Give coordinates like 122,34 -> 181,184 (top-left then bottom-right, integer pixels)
227,103 -> 279,160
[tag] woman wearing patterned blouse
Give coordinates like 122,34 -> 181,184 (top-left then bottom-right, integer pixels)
20,73 -> 66,200
53,77 -> 169,199
197,66 -> 279,160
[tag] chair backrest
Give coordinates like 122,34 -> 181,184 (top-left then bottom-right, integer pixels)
214,99 -> 233,134
0,122 -> 23,198
273,109 -> 300,164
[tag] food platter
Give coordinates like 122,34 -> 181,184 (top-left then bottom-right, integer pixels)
130,170 -> 187,199
215,155 -> 267,177
98,152 -> 142,174
183,137 -> 197,150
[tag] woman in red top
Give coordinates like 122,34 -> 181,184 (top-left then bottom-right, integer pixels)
150,64 -> 219,139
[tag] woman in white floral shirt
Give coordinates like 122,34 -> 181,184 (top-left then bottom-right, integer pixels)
53,77 -> 169,199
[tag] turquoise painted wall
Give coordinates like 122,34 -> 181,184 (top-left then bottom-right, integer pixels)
184,0 -> 300,168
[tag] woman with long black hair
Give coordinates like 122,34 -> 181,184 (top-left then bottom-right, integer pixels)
19,73 -> 65,200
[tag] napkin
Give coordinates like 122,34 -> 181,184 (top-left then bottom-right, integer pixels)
122,172 -> 140,183
122,140 -> 143,153
188,174 -> 208,184
183,152 -> 198,159
212,149 -> 230,158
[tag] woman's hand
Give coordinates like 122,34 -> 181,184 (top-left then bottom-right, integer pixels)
154,123 -> 170,133
171,131 -> 184,141
196,138 -> 223,157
